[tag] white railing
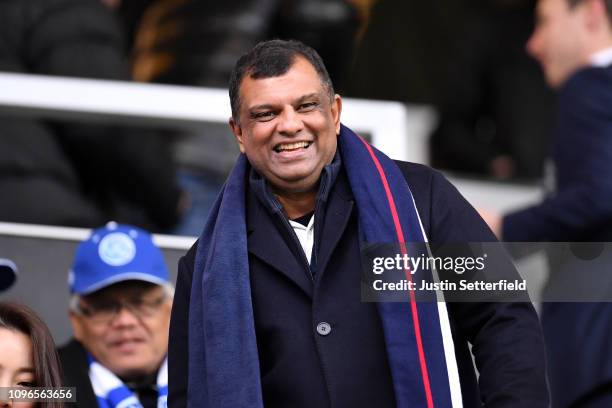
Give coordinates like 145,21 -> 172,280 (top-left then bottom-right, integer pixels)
0,221 -> 195,250
0,72 -> 435,164
0,71 -> 543,212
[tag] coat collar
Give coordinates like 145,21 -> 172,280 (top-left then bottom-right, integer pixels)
248,151 -> 342,215
246,152 -> 353,297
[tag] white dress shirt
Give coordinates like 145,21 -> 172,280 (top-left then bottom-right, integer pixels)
289,215 -> 315,264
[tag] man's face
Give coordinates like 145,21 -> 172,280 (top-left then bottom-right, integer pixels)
69,281 -> 171,380
527,0 -> 589,88
230,57 -> 342,195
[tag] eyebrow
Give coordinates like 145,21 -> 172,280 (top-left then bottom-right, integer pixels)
248,103 -> 276,112
0,363 -> 34,371
295,93 -> 321,104
248,93 -> 322,112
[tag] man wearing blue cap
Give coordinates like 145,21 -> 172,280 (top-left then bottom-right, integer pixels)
59,222 -> 173,408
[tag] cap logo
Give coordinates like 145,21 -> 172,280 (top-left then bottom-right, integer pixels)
98,232 -> 136,266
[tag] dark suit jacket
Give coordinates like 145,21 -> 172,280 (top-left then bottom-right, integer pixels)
503,65 -> 612,242
169,161 -> 548,407
503,65 -> 612,408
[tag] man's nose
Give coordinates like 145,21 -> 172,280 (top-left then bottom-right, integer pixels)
276,107 -> 304,136
110,304 -> 140,326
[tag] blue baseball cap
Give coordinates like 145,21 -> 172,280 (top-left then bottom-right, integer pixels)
0,258 -> 17,292
69,222 -> 170,295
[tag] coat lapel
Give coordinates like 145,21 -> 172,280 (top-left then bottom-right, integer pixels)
314,170 -> 354,281
245,169 -> 355,297
246,188 -> 314,298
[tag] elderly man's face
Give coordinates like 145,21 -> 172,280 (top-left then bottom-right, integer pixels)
230,57 -> 342,195
527,0 -> 589,88
69,281 -> 171,380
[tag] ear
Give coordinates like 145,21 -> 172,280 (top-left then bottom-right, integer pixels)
583,0 -> 608,31
229,117 -> 246,154
68,311 -> 84,342
331,94 -> 342,135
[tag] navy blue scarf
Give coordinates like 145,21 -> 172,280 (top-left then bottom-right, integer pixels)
188,125 -> 461,407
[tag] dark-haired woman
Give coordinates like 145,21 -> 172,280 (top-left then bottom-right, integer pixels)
0,302 -> 64,408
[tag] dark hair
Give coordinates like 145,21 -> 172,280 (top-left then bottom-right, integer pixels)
567,0 -> 612,24
0,302 -> 64,408
229,39 -> 334,122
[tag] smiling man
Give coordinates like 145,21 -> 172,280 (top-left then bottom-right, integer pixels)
228,49 -> 341,220
168,40 -> 548,408
59,222 -> 173,408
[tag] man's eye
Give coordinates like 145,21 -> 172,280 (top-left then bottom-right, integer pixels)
129,298 -> 145,307
87,302 -> 117,315
96,302 -> 116,311
252,111 -> 275,121
298,102 -> 317,111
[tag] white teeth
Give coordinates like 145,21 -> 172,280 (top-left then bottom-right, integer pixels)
275,141 -> 311,151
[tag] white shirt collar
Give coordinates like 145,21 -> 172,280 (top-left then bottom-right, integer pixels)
589,46 -> 612,67
289,215 -> 315,264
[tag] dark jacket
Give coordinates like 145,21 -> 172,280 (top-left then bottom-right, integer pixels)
169,161 -> 549,407
58,339 -> 163,408
503,65 -> 612,408
57,340 -> 100,408
0,0 -> 180,231
503,65 -> 612,242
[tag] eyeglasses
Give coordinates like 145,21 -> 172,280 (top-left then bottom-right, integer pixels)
71,293 -> 168,324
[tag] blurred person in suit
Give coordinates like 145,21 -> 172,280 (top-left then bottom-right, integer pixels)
482,0 -> 612,406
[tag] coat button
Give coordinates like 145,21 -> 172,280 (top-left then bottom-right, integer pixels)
316,322 -> 332,336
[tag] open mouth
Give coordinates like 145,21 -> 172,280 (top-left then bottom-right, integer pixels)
273,141 -> 313,153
